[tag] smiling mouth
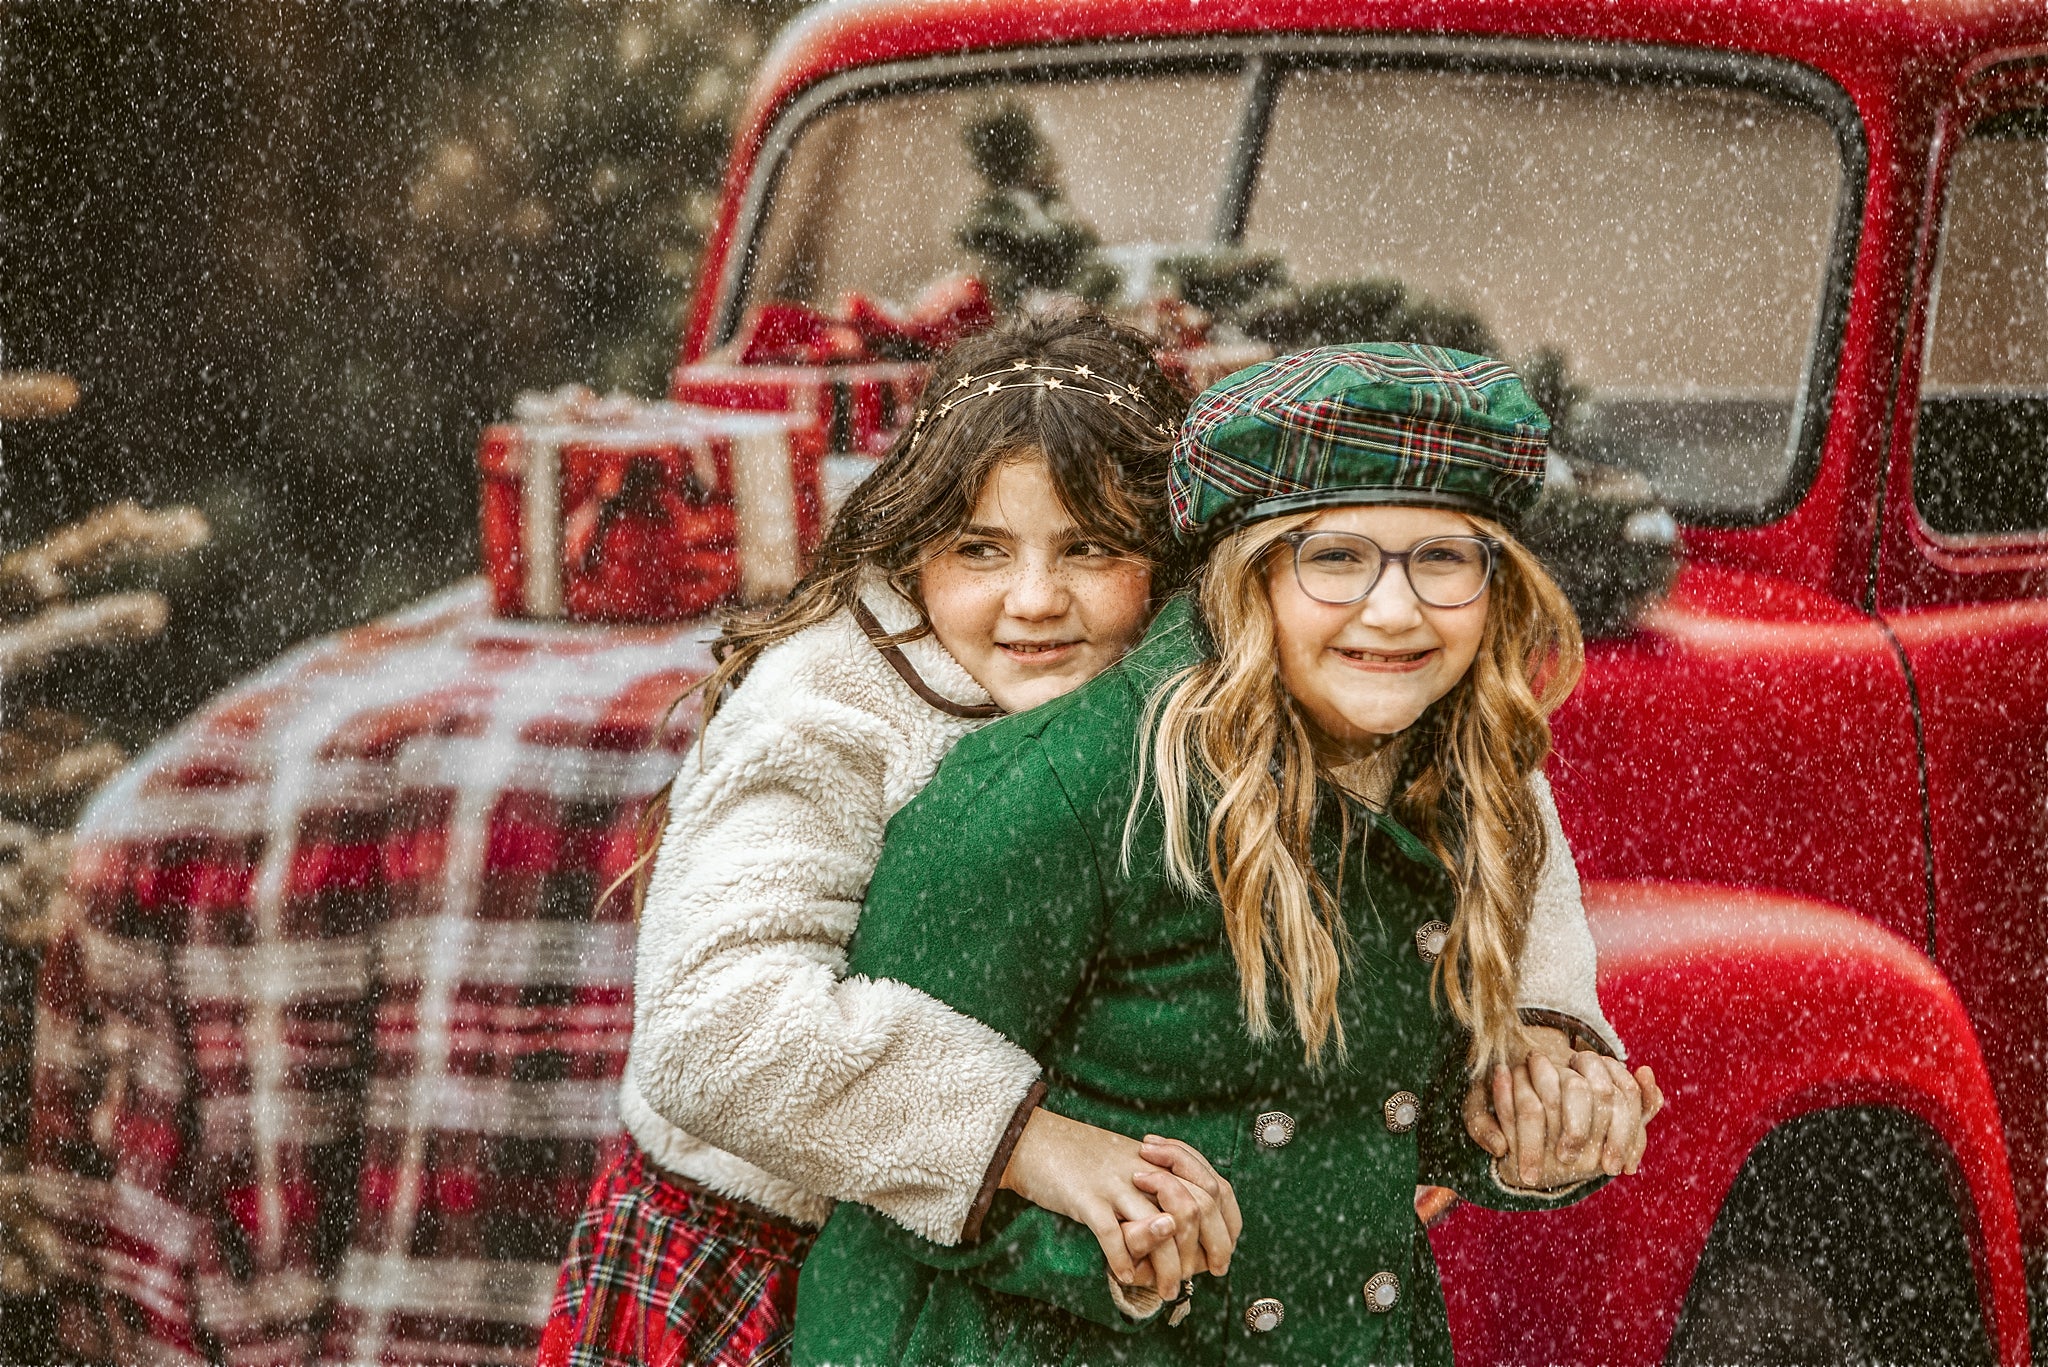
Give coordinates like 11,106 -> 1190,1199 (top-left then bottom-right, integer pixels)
997,641 -> 1080,660
1333,646 -> 1435,667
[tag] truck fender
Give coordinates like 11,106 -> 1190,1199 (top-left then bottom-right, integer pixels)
1430,879 -> 2028,1367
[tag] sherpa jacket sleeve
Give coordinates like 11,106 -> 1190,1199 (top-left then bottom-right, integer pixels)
1516,770 -> 1626,1059
627,632 -> 1043,1247
1412,772 -> 1620,1207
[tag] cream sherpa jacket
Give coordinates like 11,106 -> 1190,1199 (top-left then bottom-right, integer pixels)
624,577 -> 1037,1242
624,579 -> 1623,1247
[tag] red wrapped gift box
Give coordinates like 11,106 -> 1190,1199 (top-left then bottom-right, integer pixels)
478,390 -> 815,623
477,268 -> 1263,627
668,359 -> 925,518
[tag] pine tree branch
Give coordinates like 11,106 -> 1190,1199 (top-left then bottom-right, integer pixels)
0,371 -> 80,422
0,594 -> 170,676
0,503 -> 210,609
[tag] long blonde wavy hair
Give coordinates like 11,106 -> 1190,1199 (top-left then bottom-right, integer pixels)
1137,510 -> 1583,1073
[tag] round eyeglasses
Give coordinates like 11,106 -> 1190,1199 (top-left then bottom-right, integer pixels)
1280,531 -> 1500,608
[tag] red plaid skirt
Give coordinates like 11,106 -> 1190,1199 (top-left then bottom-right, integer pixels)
539,1134 -> 817,1367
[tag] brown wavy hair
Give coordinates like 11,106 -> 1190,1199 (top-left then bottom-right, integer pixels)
1136,511 -> 1583,1072
613,309 -> 1189,911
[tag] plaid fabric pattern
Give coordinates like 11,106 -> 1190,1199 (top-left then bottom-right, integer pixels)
29,579 -> 710,1367
1168,343 -> 1550,538
538,1135 -> 812,1367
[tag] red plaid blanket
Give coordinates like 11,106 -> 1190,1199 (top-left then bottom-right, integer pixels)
30,580 -> 709,1367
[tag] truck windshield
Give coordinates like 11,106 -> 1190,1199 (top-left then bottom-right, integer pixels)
731,57 -> 1851,520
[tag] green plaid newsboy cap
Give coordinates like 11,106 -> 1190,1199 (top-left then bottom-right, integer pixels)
1169,343 -> 1550,542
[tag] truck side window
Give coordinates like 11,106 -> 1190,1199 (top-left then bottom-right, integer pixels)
1915,108 -> 2048,538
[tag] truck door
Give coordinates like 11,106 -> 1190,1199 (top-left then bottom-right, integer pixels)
1879,63 -> 2048,1286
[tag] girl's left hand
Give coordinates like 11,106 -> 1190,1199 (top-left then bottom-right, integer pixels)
1462,1026 -> 1665,1187
1129,1133 -> 1245,1282
998,1108 -> 1239,1299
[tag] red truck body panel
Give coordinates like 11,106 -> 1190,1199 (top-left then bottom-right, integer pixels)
662,1 -> 2048,1362
1436,882 -> 2026,1364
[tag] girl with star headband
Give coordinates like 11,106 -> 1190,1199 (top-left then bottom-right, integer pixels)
541,311 -> 1224,1367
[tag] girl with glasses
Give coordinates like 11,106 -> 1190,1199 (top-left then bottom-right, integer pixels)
794,343 -> 1664,1367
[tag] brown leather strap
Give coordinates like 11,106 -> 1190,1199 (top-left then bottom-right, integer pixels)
961,1077 -> 1047,1243
1519,1007 -> 1617,1059
851,600 -> 1003,719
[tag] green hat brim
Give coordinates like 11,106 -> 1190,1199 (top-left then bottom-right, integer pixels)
1189,486 -> 1518,548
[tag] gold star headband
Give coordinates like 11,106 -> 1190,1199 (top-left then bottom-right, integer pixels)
907,359 -> 1174,452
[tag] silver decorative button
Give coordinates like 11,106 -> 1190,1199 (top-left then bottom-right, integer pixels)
1245,1297 -> 1285,1333
1254,1111 -> 1295,1149
1383,1090 -> 1420,1134
1364,1271 -> 1400,1313
1414,920 -> 1449,964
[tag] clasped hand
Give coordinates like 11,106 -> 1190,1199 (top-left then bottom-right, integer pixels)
999,1107 -> 1241,1302
1462,1025 -> 1665,1190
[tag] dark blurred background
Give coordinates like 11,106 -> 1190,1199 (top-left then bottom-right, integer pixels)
0,5 -> 804,1353
1,0 -> 805,748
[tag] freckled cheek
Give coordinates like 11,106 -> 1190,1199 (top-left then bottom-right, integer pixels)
1436,623 -> 1485,682
1275,636 -> 1333,715
1077,567 -> 1152,646
923,580 -> 1009,661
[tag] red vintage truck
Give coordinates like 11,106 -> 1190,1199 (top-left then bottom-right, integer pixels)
30,0 -> 2048,1364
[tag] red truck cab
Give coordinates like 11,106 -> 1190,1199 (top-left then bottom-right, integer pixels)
35,2 -> 2048,1364
629,2 -> 2047,1361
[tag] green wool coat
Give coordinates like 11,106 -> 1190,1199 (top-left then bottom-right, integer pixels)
793,597 -> 1601,1367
